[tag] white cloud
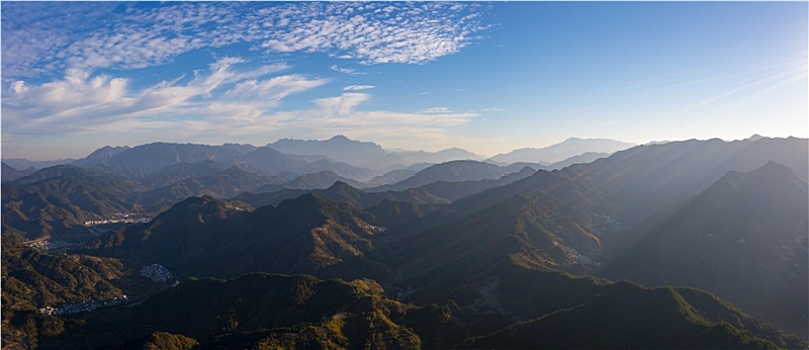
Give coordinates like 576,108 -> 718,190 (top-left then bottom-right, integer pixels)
4,69 -> 132,129
1,57 -> 324,135
2,68 -> 482,158
228,75 -> 329,100
331,65 -> 367,75
314,93 -> 370,115
1,0 -> 492,159
10,81 -> 28,94
419,106 -> 453,114
343,85 -> 376,91
2,2 -> 489,78
260,93 -> 478,148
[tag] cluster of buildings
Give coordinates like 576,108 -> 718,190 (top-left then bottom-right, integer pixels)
83,216 -> 150,226
561,246 -> 601,268
362,223 -> 386,234
39,295 -> 128,316
139,263 -> 174,283
26,239 -> 80,251
591,213 -> 627,237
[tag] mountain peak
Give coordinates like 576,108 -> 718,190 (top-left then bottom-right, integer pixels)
329,135 -> 352,141
327,180 -> 356,190
745,160 -> 805,187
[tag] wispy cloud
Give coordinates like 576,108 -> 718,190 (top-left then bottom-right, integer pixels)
228,75 -> 329,100
2,2 -> 488,79
1,57 -> 324,134
2,59 -> 479,157
260,94 -> 480,152
343,85 -> 376,91
314,93 -> 371,115
331,65 -> 368,75
1,2 -> 491,159
419,106 -> 453,114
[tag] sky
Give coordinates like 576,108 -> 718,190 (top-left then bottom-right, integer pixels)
2,1 -> 807,161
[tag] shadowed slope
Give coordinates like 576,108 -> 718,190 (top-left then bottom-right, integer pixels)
461,280 -> 804,349
601,161 -> 809,338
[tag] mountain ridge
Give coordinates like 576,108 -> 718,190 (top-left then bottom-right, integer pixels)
3,135 -> 808,348
489,137 -> 635,164
600,160 -> 809,337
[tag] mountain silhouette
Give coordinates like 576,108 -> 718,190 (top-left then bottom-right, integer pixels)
4,136 -> 809,348
489,137 -> 634,164
601,161 -> 809,337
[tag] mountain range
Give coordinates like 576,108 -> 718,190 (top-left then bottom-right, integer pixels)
4,135 -> 631,180
488,137 -> 635,164
2,135 -> 807,349
600,161 -> 809,337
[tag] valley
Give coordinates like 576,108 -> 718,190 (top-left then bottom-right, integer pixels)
2,135 -> 807,349
4,1 -> 806,348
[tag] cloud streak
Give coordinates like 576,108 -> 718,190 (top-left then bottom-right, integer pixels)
343,85 -> 376,91
2,56 -> 479,159
1,57 -> 326,134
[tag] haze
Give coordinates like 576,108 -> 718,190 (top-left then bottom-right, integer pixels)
2,2 -> 807,161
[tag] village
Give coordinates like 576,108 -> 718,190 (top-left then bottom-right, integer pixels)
139,263 -> 175,283
39,295 -> 128,316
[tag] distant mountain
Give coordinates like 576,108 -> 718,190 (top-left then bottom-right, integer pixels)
69,145 -> 130,167
246,166 -> 541,211
365,199 -> 441,228
235,146 -> 315,174
410,166 -> 538,203
391,147 -> 485,165
373,160 -> 515,191
76,142 -> 259,177
268,135 -> 485,172
544,151 -> 610,170
134,165 -> 280,212
69,142 -> 380,182
138,160 -> 235,188
1,162 -> 25,182
8,164 -> 113,185
489,137 -> 635,164
451,169 -> 613,216
559,136 -> 809,227
281,170 -> 365,190
290,159 -> 377,182
235,181 -> 448,210
1,158 -> 75,171
364,163 -> 433,187
601,161 -> 809,338
268,135 -> 402,171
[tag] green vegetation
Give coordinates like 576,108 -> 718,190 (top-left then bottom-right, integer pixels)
3,137 -> 807,349
40,273 -> 425,349
1,236 -> 127,349
142,332 -> 199,350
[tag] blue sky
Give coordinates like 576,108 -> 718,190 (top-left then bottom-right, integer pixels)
2,2 -> 806,160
